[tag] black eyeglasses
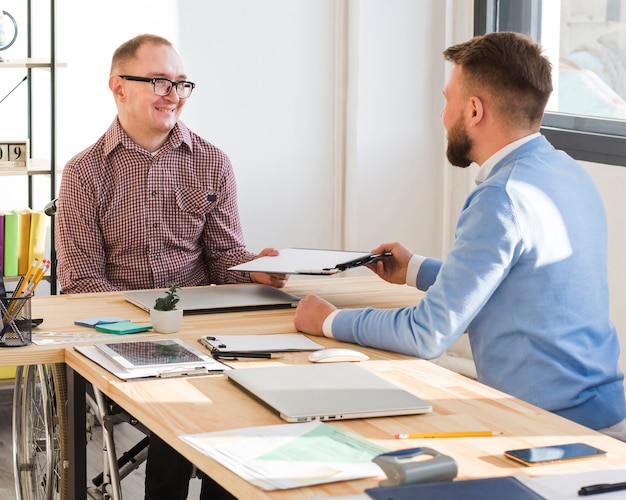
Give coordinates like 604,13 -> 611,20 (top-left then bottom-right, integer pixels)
118,75 -> 196,98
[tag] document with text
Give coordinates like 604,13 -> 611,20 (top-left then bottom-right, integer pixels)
180,421 -> 388,490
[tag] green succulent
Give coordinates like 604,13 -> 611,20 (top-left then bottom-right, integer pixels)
153,283 -> 180,311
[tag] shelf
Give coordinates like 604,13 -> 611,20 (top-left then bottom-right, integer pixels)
0,58 -> 67,69
0,159 -> 61,176
0,0 -> 60,294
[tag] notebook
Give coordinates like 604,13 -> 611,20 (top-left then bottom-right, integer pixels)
123,283 -> 301,315
226,363 -> 432,423
365,476 -> 545,500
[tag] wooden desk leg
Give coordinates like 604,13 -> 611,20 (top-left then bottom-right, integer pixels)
66,364 -> 86,500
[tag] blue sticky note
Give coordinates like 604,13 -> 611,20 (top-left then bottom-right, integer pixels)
74,316 -> 128,328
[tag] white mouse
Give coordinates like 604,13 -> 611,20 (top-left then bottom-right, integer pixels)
308,348 -> 370,363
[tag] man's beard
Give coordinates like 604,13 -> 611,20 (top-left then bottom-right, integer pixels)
446,116 -> 473,168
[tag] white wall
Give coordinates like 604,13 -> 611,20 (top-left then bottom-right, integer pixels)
178,1 -> 338,251
178,0 -> 447,256
584,162 -> 626,373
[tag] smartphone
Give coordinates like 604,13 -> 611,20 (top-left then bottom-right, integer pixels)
504,443 -> 606,466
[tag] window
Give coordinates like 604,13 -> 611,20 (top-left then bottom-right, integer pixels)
474,0 -> 626,166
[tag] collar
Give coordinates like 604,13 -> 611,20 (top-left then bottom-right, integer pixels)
104,118 -> 193,157
475,132 -> 541,185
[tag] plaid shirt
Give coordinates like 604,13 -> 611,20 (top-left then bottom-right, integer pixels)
55,118 -> 255,294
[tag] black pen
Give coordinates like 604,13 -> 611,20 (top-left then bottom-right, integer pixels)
212,352 -> 283,360
334,252 -> 393,271
579,481 -> 626,496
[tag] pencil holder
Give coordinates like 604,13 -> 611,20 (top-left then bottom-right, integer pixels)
0,292 -> 33,347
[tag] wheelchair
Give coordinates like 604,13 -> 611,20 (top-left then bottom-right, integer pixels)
13,364 -> 150,500
13,199 -> 150,500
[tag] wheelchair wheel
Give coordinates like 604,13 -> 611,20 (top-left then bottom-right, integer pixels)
13,364 -> 68,500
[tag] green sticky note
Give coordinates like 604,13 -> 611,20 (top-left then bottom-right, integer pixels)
95,321 -> 153,335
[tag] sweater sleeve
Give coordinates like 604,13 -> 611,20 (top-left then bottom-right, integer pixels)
331,185 -> 522,359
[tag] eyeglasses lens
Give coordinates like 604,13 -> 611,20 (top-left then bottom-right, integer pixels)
153,79 -> 193,98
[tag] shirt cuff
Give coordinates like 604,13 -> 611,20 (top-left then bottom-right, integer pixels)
322,309 -> 341,338
406,254 -> 426,288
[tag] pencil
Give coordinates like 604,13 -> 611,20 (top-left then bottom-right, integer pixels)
12,258 -> 39,300
26,259 -> 50,293
394,431 -> 498,439
4,259 -> 41,319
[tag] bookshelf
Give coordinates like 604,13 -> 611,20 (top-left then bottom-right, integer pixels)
0,0 -> 62,294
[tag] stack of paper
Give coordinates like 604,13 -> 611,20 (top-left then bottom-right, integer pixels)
180,421 -> 388,490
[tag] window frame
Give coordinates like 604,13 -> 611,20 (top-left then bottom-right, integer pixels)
474,0 -> 626,167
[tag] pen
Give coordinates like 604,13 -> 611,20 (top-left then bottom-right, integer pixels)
212,352 -> 283,360
579,482 -> 626,496
394,431 -> 498,439
335,252 -> 393,271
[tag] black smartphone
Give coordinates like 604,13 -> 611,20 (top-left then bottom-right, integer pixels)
504,443 -> 606,466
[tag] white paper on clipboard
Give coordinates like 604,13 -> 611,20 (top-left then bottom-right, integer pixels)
228,248 -> 387,275
198,334 -> 324,354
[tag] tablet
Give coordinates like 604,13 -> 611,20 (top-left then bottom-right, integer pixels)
94,338 -> 214,370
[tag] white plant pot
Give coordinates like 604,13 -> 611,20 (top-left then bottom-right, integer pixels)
150,308 -> 183,334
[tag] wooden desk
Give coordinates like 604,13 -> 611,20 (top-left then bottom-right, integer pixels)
6,276 -> 626,499
0,274 -> 421,367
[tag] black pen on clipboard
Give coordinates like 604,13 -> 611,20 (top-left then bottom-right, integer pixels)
197,337 -> 283,360
212,352 -> 283,360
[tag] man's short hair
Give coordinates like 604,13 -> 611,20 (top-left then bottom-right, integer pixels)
443,32 -> 553,128
110,34 -> 174,75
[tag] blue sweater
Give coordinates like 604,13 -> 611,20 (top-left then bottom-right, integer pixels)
333,136 -> 626,430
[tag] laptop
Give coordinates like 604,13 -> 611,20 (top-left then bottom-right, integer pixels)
123,283 -> 301,315
226,363 -> 432,422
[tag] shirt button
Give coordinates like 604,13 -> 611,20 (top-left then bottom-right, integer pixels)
152,223 -> 158,228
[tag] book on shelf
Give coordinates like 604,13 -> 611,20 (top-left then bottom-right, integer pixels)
16,209 -> 31,275
2,211 -> 19,277
28,210 -> 46,265
0,213 -> 4,277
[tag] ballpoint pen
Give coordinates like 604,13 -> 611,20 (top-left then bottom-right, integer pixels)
212,352 -> 284,360
335,252 -> 393,271
579,481 -> 626,496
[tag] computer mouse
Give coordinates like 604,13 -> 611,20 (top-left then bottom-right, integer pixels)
308,348 -> 370,363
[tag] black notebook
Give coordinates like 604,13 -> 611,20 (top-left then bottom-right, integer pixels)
365,476 -> 545,500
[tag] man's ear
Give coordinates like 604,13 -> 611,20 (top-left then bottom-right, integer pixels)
468,95 -> 484,125
109,75 -> 125,100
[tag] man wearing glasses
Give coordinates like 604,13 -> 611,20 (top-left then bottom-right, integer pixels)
55,34 -> 284,499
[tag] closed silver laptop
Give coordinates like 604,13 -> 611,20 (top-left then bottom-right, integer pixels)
123,283 -> 301,315
226,363 -> 432,422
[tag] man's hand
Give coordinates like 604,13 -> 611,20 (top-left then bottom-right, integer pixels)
293,294 -> 337,336
365,242 -> 413,285
249,247 -> 289,288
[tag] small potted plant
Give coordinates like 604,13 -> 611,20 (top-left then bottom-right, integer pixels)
150,283 -> 183,334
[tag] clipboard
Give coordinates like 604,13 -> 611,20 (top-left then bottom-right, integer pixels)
74,341 -> 230,381
95,338 -> 211,370
198,334 -> 324,356
228,248 -> 392,275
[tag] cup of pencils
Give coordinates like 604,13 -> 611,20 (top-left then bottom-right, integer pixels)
0,291 -> 33,347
